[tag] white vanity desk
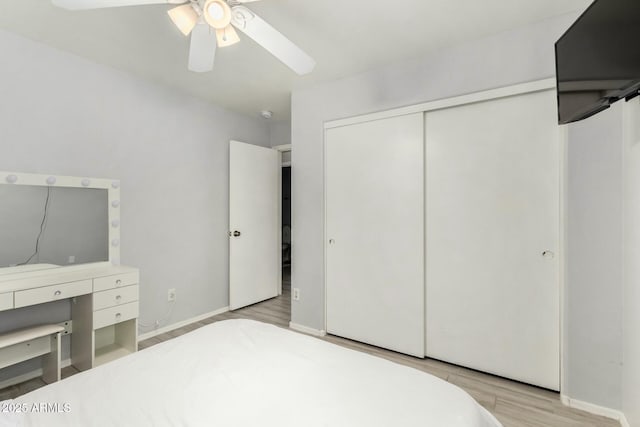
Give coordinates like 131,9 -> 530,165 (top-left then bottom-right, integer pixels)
0,262 -> 139,371
0,171 -> 138,377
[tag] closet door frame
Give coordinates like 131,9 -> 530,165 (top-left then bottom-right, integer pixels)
323,77 -> 568,394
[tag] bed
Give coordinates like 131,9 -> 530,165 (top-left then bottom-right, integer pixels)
0,319 -> 502,427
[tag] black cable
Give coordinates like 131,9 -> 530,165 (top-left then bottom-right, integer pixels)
19,186 -> 51,266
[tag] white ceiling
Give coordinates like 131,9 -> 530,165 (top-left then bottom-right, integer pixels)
0,0 -> 591,120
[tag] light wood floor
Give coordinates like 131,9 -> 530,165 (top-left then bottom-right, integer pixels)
0,268 -> 621,427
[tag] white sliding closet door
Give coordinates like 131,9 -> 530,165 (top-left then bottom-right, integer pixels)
325,113 -> 424,357
425,90 -> 560,390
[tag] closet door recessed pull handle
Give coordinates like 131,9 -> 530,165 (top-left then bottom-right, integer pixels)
542,250 -> 555,259
54,290 -> 62,296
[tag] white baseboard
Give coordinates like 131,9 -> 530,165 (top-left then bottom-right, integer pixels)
0,358 -> 72,390
138,306 -> 230,341
289,322 -> 326,337
561,394 -> 628,424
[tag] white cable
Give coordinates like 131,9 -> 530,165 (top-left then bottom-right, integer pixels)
138,300 -> 176,331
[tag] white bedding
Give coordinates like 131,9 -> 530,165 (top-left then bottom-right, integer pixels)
1,319 -> 501,427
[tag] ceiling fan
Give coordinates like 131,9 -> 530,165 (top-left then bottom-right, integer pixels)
51,0 -> 316,75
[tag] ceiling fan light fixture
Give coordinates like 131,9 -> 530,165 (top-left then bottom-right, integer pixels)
167,4 -> 199,36
216,25 -> 240,47
203,0 -> 232,29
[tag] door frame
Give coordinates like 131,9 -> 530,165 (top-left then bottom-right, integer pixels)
273,144 -> 292,296
322,78 -> 568,393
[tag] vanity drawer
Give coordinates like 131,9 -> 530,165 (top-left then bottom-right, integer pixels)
14,280 -> 92,308
93,302 -> 138,330
0,293 -> 13,311
93,272 -> 138,292
93,285 -> 139,311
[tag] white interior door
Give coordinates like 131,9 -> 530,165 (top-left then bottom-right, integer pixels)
325,113 -> 425,357
229,140 -> 279,310
425,90 -> 560,390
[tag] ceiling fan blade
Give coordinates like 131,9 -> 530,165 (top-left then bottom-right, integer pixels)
52,0 -> 185,10
231,6 -> 315,75
188,22 -> 217,72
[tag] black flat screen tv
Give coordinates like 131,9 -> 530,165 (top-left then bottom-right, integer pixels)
555,0 -> 640,124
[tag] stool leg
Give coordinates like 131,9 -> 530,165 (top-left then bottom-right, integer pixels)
42,333 -> 61,384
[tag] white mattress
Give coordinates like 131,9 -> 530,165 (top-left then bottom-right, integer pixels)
1,319 -> 502,427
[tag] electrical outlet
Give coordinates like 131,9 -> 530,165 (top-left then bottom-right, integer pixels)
293,288 -> 300,301
68,255 -> 76,264
168,288 -> 176,302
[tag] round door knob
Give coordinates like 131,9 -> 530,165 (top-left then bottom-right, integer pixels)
328,239 -> 335,244
542,250 -> 555,259
54,290 -> 62,296
233,231 -> 241,237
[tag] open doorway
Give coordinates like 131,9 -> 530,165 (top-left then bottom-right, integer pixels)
228,141 -> 292,324
275,145 -> 292,309
281,153 -> 291,302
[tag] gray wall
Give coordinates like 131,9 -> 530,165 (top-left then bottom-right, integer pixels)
290,11 -> 629,411
0,186 -> 108,267
623,98 -> 640,427
0,28 -> 270,342
270,120 -> 291,146
565,103 -> 623,409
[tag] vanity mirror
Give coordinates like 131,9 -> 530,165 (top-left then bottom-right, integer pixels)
0,172 -> 121,274
0,172 -> 137,374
